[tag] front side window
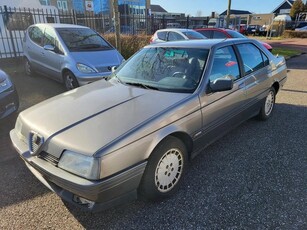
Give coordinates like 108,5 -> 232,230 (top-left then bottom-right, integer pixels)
197,30 -> 212,38
237,43 -> 266,75
209,46 -> 240,83
43,27 -> 63,54
112,47 -> 209,93
57,28 -> 112,51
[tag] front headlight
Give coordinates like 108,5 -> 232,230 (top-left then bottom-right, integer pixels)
0,76 -> 13,93
76,63 -> 96,73
58,151 -> 100,180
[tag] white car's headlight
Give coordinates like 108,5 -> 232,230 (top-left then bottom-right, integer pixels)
0,76 -> 12,93
76,63 -> 96,73
58,151 -> 100,180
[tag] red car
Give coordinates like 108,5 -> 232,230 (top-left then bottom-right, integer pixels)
195,28 -> 272,52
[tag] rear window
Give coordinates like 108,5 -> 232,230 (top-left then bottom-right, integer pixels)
226,30 -> 245,38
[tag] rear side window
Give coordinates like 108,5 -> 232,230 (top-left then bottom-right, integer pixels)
168,32 -> 185,41
29,26 -> 44,46
209,46 -> 240,82
237,43 -> 268,75
157,31 -> 167,41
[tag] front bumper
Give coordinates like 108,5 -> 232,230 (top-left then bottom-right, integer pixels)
10,129 -> 147,212
74,72 -> 111,86
0,86 -> 19,119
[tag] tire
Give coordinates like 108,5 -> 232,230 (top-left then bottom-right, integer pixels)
139,136 -> 188,200
63,71 -> 79,90
258,87 -> 276,121
24,58 -> 34,76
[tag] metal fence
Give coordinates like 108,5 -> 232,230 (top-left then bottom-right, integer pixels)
0,6 -> 209,59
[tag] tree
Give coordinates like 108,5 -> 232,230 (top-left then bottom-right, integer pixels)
290,0 -> 305,19
112,0 -> 121,52
226,0 -> 231,28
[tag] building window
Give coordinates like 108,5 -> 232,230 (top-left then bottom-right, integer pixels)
57,0 -> 68,11
40,0 -> 50,5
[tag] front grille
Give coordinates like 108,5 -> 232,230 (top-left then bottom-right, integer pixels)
38,151 -> 59,166
96,66 -> 112,73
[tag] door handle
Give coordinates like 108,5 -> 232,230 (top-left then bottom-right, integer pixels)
238,83 -> 245,89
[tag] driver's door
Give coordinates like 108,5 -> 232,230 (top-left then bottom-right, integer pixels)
193,45 -> 247,153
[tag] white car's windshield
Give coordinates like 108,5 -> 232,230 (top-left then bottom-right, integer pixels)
112,47 -> 209,93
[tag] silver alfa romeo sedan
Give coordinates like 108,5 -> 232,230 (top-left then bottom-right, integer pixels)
10,39 -> 287,212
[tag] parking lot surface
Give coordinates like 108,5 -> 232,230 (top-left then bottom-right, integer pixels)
0,54 -> 306,229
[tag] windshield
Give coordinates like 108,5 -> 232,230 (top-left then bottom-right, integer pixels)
226,30 -> 246,38
57,28 -> 112,52
111,47 -> 209,93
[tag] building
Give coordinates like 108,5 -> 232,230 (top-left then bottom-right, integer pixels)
150,4 -> 184,18
272,0 -> 295,15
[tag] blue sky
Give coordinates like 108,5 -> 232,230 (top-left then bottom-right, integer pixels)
151,0 -> 288,16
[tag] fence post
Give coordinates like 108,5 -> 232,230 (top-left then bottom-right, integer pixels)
72,9 -> 76,25
4,5 -> 17,58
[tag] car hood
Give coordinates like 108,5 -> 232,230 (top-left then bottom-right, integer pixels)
69,49 -> 123,68
17,80 -> 189,157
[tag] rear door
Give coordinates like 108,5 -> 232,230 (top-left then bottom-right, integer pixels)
235,43 -> 271,112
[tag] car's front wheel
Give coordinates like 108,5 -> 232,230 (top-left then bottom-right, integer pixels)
63,71 -> 79,90
258,87 -> 276,120
24,58 -> 33,76
139,136 -> 188,200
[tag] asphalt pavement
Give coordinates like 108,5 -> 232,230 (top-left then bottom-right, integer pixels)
0,54 -> 306,229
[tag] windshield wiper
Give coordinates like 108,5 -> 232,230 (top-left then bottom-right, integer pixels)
124,82 -> 159,91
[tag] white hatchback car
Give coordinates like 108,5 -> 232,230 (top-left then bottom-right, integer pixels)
150,28 -> 207,44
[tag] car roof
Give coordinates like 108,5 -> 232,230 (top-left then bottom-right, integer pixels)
156,28 -> 199,32
146,38 -> 253,49
32,23 -> 89,29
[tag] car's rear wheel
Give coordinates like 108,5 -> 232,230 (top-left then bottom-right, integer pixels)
24,58 -> 33,76
258,87 -> 276,120
63,71 -> 79,90
139,136 -> 188,200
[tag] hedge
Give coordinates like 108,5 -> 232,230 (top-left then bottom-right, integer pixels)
103,34 -> 152,59
283,30 -> 307,38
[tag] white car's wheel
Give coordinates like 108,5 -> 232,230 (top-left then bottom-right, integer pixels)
258,87 -> 276,120
24,58 -> 33,76
139,136 -> 188,200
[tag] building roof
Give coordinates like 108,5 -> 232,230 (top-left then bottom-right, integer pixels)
150,4 -> 168,13
271,0 -> 294,14
220,9 -> 252,16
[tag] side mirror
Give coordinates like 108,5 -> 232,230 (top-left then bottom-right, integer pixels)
43,44 -> 55,52
209,78 -> 233,92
